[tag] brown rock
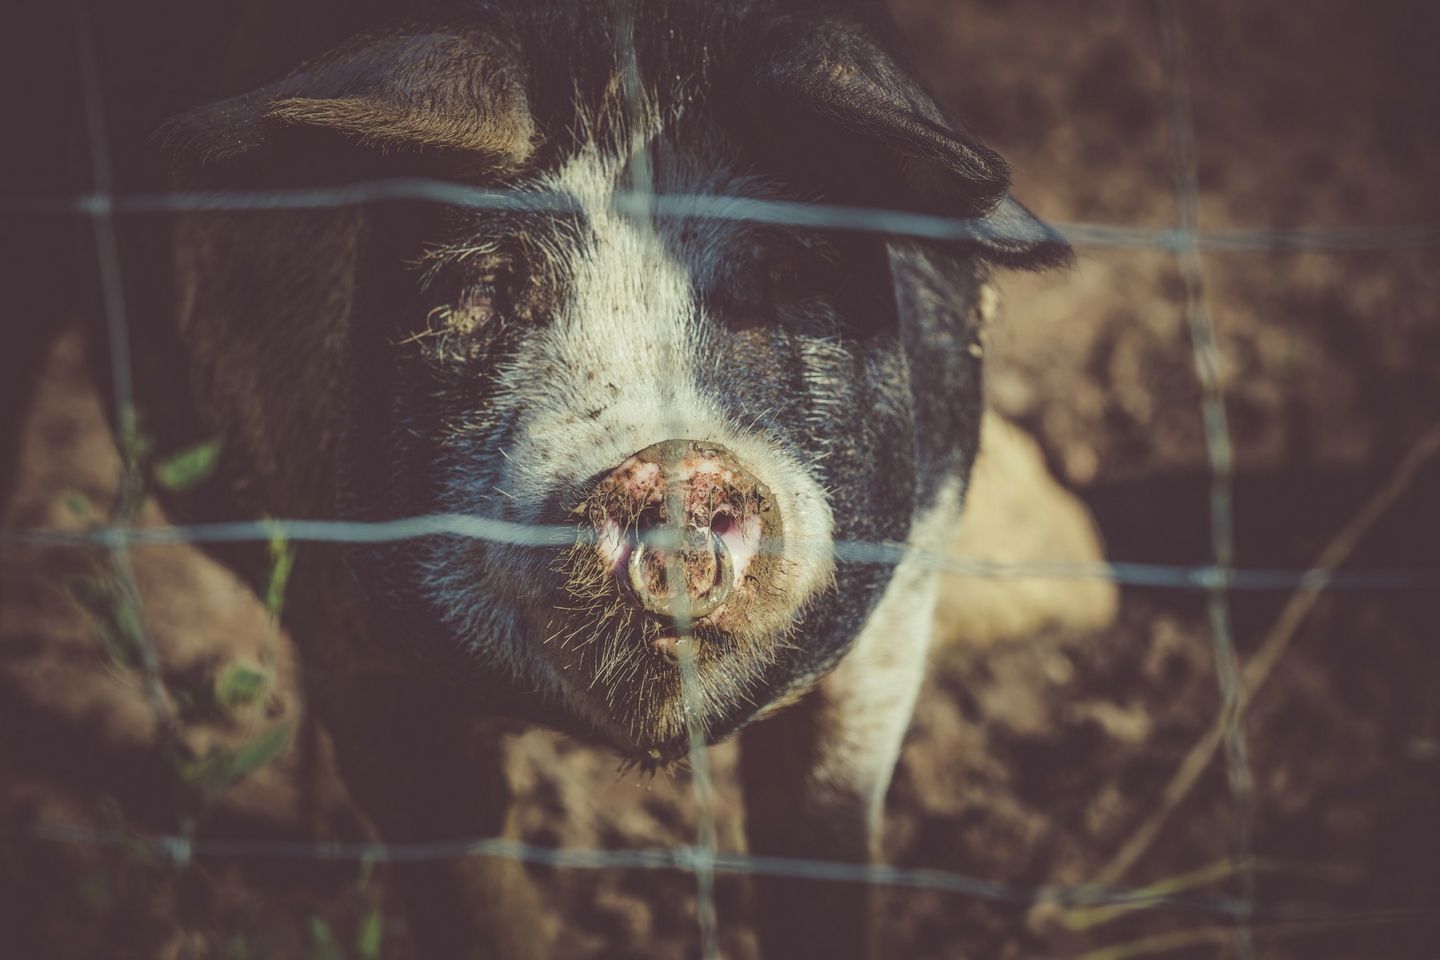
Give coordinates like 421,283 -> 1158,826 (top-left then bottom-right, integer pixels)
934,414 -> 1118,649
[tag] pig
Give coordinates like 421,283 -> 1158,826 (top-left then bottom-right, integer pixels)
27,0 -> 1071,956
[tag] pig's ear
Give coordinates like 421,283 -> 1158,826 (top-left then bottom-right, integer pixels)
728,14 -> 1070,269
972,196 -> 1074,270
161,28 -> 535,174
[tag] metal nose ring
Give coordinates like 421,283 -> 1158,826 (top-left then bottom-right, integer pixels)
627,526 -> 734,620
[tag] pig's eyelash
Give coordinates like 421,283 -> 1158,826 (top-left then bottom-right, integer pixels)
411,238 -> 508,290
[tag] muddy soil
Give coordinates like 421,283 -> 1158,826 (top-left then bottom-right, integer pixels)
3,2 -> 1438,958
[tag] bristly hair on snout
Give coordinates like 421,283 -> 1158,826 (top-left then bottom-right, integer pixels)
550,480 -> 801,752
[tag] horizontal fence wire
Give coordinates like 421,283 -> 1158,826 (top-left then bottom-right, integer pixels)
3,184 -> 1440,252
24,821 -> 1429,928
16,821 -> 1433,947
3,517 -> 1438,591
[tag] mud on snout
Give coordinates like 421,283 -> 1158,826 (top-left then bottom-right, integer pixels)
536,439 -> 810,757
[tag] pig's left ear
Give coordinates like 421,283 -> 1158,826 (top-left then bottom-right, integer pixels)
725,14 -> 1070,269
160,27 -> 535,176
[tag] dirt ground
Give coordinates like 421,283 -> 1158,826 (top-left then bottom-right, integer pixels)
3,2 -> 1439,958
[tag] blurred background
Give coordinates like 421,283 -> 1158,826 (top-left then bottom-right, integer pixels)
3,1 -> 1438,956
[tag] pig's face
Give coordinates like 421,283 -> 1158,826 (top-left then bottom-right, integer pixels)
164,5 -> 1069,762
358,125 -> 911,758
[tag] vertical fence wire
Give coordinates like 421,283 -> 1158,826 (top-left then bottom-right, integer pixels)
72,0 -> 185,834
1156,3 -> 1255,956
613,4 -> 722,955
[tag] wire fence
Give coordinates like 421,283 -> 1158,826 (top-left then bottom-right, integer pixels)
9,186 -> 1440,252
5,823 -> 1362,921
3,1 -> 1438,956
1155,3 -> 1253,955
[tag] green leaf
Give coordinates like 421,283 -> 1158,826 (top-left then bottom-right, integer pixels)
227,723 -> 293,781
181,724 -> 293,799
117,405 -> 153,464
69,575 -> 145,671
179,749 -> 234,797
357,908 -> 384,960
264,522 -> 296,620
215,663 -> 270,713
153,438 -> 221,492
61,490 -> 94,523
309,916 -> 343,960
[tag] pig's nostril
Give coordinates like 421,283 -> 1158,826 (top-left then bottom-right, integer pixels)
710,511 -> 735,537
626,527 -> 734,621
637,503 -> 665,529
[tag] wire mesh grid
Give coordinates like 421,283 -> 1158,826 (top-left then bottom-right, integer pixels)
4,1 -> 1438,956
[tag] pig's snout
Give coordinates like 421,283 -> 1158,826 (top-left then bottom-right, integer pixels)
584,439 -> 781,631
628,524 -> 734,620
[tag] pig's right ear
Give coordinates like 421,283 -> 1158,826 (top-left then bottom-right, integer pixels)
160,28 -> 535,176
726,13 -> 1071,269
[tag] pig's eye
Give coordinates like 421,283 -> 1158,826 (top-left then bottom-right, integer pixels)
406,277 -> 505,349
461,279 -> 499,318
427,279 -> 496,335
764,257 -> 833,306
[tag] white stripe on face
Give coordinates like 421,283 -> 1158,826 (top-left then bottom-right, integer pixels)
409,128 -> 843,746
497,147 -> 709,503
485,139 -> 837,627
